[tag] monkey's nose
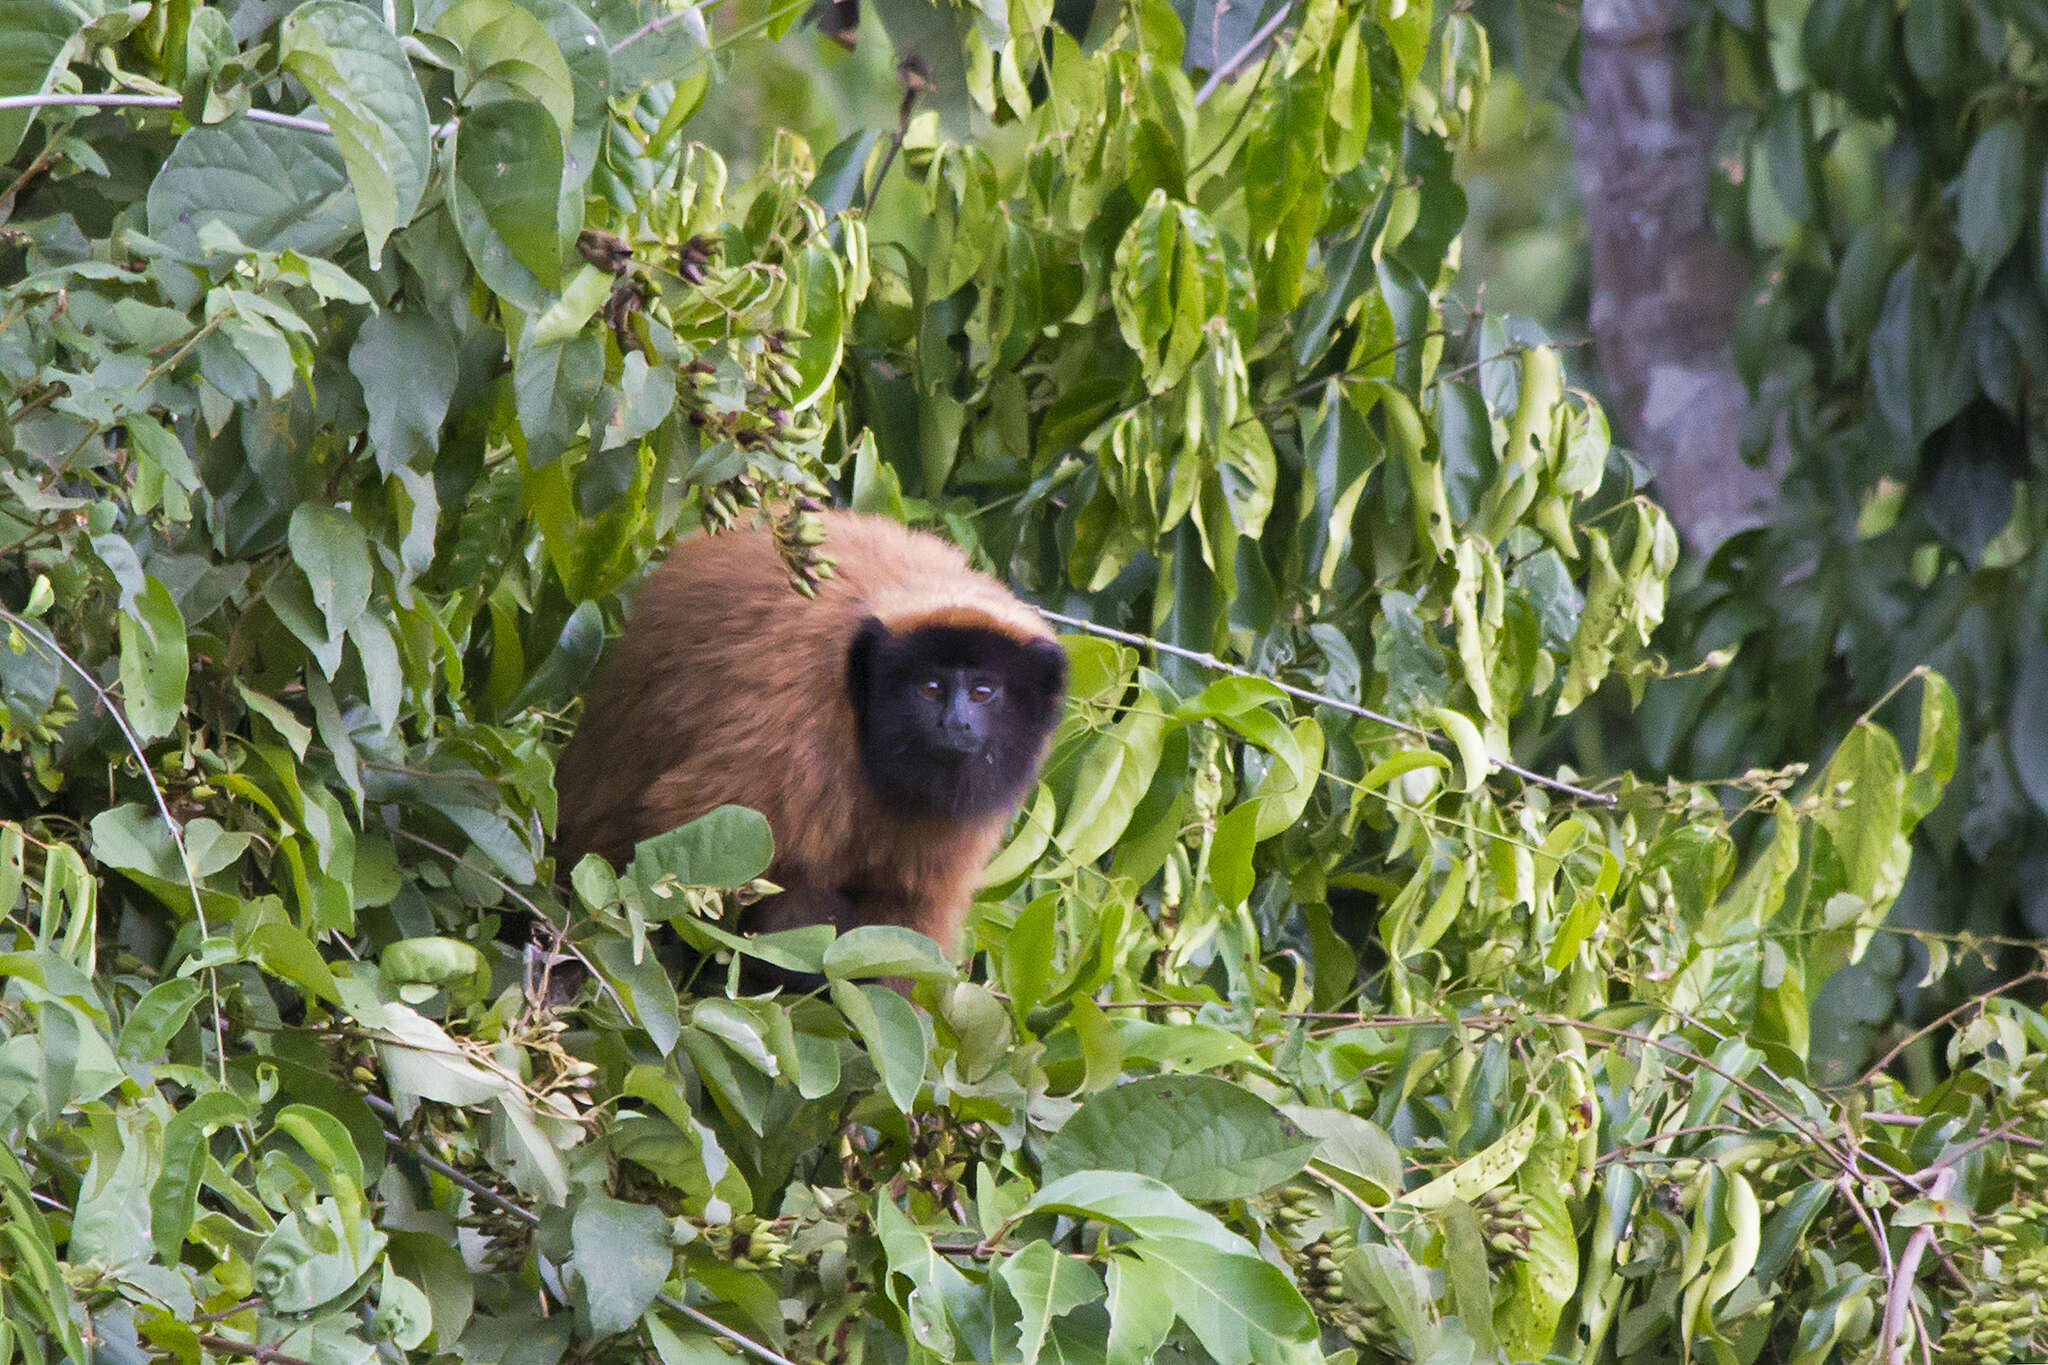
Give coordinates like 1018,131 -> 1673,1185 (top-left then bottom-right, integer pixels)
932,728 -> 979,754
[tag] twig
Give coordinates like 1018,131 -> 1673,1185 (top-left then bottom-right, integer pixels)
390,828 -> 627,1015
1542,1016 -> 1867,1178
0,92 -> 332,135
364,1096 -> 538,1224
1186,40 -> 1277,176
860,58 -> 928,212
1035,609 -> 1616,806
1,141 -> 63,204
1193,4 -> 1296,104
1855,970 -> 2048,1087
0,92 -> 459,139
1880,1167 -> 1957,1365
195,1335 -> 317,1365
0,607 -> 234,1092
192,1298 -> 264,1324
1304,1164 -> 1414,1264
364,1098 -> 800,1365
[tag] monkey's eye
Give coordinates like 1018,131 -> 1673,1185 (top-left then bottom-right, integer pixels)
919,678 -> 943,699
968,683 -> 995,703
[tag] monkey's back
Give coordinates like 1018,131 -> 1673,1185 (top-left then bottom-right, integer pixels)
553,512 -> 1050,941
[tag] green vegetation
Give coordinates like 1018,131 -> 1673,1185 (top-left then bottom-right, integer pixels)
0,0 -> 2042,1360
1638,0 -> 2048,1065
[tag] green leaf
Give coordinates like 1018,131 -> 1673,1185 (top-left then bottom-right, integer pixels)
1957,121 -> 2026,275
255,1199 -> 389,1313
428,0 -> 575,129
998,893 -> 1059,1018
1121,1237 -> 1319,1364
247,922 -> 343,1004
381,936 -> 489,987
1022,1172 -> 1255,1255
998,1240 -> 1103,1365
1429,704 -> 1491,793
1054,692 -> 1168,867
821,924 -> 958,982
1284,1108 -> 1404,1205
647,1315 -> 740,1365
374,1263 -> 435,1352
288,505 -> 375,641
627,805 -> 775,890
117,978 -> 204,1059
0,0 -> 99,160
1210,800 -> 1263,907
507,600 -> 604,715
1043,1075 -> 1319,1201
1813,720 -> 1906,904
147,119 -> 359,256
532,263 -> 614,344
2015,631 -> 2048,821
571,1192 -> 674,1336
88,804 -> 184,881
1111,193 -> 1228,393
514,331 -> 603,465
829,980 -> 928,1112
1104,1257 -> 1176,1365
69,1120 -> 153,1270
349,614 -> 405,732
1904,670 -> 1958,821
279,0 -> 433,263
151,1090 -> 253,1262
349,312 -> 458,475
117,575 -> 187,742
453,99 -> 568,289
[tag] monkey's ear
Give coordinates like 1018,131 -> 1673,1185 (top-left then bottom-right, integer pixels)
848,617 -> 889,704
1023,637 -> 1068,703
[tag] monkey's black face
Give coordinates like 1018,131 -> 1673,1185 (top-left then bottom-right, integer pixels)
848,620 -> 1068,820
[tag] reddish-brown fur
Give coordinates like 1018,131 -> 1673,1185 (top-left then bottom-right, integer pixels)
553,511 -> 1058,954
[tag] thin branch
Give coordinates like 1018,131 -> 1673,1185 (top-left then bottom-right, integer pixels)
1855,970 -> 2048,1088
0,92 -> 458,138
1,141 -> 63,204
192,1298 -> 265,1324
195,1335 -> 317,1365
609,4 -> 702,56
1881,1167 -> 1957,1365
365,1097 -> 800,1365
616,0 -> 815,80
1303,1164 -> 1415,1264
0,92 -> 332,134
1186,40 -> 1277,177
390,828 -> 627,1015
0,607 -> 235,1092
1193,4 -> 1296,104
1035,608 -> 1616,806
364,1096 -> 538,1226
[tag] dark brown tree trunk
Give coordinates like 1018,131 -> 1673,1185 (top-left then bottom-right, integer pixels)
1573,0 -> 1781,552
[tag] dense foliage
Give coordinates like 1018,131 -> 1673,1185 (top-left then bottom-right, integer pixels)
0,0 -> 2043,1363
1632,0 -> 2048,1063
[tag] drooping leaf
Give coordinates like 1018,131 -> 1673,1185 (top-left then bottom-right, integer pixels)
278,0 -> 433,263
1043,1075 -> 1318,1200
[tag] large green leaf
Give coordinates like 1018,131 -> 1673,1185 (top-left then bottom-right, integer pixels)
278,0 -> 432,263
571,1192 -> 674,1336
116,577 -> 187,743
452,99 -> 568,289
1957,120 -> 2026,275
1042,1074 -> 1318,1201
146,119 -> 358,255
0,0 -> 102,160
1120,1238 -> 1320,1364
